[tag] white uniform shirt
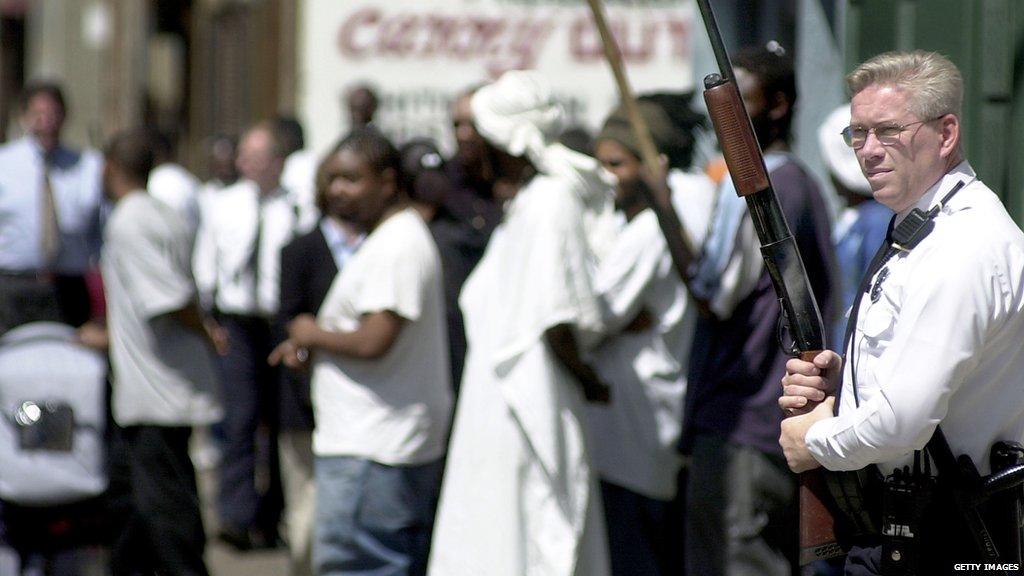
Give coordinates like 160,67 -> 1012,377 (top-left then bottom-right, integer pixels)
192,179 -> 318,317
585,172 -> 715,500
807,163 -> 1024,475
102,192 -> 222,427
312,208 -> 452,465
0,136 -> 103,273
148,162 -> 202,237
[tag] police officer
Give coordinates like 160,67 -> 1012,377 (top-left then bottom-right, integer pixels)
778,50 -> 1024,573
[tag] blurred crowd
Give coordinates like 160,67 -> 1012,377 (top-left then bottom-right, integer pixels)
0,43 -> 892,576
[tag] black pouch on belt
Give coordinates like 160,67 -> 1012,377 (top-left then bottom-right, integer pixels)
880,452 -> 934,575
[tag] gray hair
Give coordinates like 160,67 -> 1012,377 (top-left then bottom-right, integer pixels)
846,50 -> 963,120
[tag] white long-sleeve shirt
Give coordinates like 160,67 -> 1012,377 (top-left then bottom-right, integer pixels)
806,162 -> 1024,475
192,179 -> 317,317
0,136 -> 103,274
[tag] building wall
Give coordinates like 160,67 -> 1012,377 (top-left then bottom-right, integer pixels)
188,0 -> 295,175
12,0 -> 296,176
22,0 -> 121,149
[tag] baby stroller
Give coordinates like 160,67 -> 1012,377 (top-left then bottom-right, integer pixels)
0,319 -> 108,575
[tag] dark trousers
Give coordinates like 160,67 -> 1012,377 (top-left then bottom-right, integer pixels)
685,434 -> 799,576
844,533 -> 980,574
109,425 -> 208,576
0,496 -> 106,574
53,274 -> 92,327
601,479 -> 685,576
216,314 -> 283,536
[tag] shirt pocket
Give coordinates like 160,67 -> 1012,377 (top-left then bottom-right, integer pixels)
858,273 -> 902,352
860,302 -> 895,344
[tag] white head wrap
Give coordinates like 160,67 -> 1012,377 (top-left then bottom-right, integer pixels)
470,70 -> 563,160
471,70 -> 618,259
819,104 -> 872,196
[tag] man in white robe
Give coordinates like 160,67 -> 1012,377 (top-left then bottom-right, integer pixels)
428,71 -> 613,576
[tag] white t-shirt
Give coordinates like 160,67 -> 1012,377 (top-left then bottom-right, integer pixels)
148,162 -> 202,237
585,172 -> 715,500
102,192 -> 222,427
312,208 -> 452,465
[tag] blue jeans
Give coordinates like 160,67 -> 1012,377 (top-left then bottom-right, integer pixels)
313,456 -> 443,576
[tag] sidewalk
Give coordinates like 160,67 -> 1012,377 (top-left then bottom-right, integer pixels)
198,440 -> 289,576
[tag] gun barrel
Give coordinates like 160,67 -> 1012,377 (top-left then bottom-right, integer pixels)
694,0 -> 735,81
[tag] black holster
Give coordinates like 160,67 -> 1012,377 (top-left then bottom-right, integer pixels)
826,436 -> 1024,575
988,441 -> 1024,564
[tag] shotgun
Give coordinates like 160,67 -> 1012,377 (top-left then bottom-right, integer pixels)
693,0 -> 840,564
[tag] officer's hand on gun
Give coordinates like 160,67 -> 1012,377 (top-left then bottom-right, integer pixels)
778,350 -> 842,473
780,350 -> 842,416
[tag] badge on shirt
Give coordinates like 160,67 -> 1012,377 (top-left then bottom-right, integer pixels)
870,267 -> 890,303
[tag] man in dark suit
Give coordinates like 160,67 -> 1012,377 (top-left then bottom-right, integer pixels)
274,141 -> 362,576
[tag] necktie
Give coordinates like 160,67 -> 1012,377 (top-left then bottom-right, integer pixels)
40,154 -> 61,266
249,199 -> 265,314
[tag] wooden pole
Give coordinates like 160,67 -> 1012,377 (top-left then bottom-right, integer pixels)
585,0 -> 710,316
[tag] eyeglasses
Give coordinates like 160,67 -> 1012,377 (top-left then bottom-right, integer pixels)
840,116 -> 944,149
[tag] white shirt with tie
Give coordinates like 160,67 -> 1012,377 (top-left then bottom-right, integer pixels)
193,179 -> 318,317
806,162 -> 1024,476
0,136 -> 103,274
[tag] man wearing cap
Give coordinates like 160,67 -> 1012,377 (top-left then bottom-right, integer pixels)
587,100 -> 714,576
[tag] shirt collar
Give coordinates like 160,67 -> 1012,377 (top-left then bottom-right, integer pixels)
320,218 -> 364,251
249,181 -> 287,202
21,135 -> 65,162
897,160 -> 976,222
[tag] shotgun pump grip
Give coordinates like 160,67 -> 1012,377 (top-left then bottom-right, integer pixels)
703,74 -> 770,197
